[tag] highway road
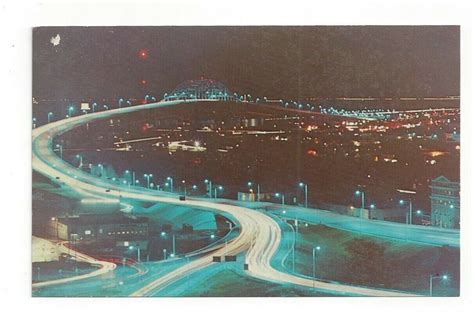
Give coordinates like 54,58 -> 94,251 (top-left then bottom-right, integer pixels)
236,203 -> 459,248
32,99 -> 419,296
269,205 -> 460,247
32,240 -> 116,289
211,199 -> 459,247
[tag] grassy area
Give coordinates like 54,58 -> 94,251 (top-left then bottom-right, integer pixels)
184,269 -> 336,297
287,224 -> 459,296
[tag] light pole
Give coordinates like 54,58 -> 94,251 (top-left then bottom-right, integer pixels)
119,98 -> 124,108
355,190 -> 365,219
399,199 -> 413,224
68,106 -> 75,117
224,221 -> 233,257
181,180 -> 187,196
299,182 -> 308,208
287,220 -> 297,272
312,246 -> 321,288
172,234 -> 176,256
47,112 -> 53,123
163,249 -> 167,260
275,193 -> 285,205
416,209 -> 431,224
430,274 -> 448,296
97,164 -> 104,177
247,182 -> 261,202
214,185 -> 223,198
167,177 -> 174,193
204,179 -> 212,198
75,154 -> 83,168
32,117 -> 37,129
369,204 -> 375,220
124,170 -> 133,187
144,174 -> 153,189
92,103 -> 97,113
129,245 -> 140,262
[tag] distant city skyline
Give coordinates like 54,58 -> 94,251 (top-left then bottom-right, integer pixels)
33,26 -> 459,104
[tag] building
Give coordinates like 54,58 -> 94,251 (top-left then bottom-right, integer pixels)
48,213 -> 149,246
430,176 -> 460,229
237,192 -> 278,203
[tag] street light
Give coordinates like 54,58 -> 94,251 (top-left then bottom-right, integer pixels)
399,199 -> 413,224
299,182 -> 308,208
247,182 -> 261,202
144,174 -> 153,189
68,106 -> 75,117
286,219 -> 298,272
47,112 -> 53,123
312,246 -> 321,288
214,185 -> 223,198
32,117 -> 37,129
124,170 -> 135,187
181,179 -> 187,196
275,193 -> 285,205
204,179 -> 212,198
430,274 -> 449,296
369,204 -> 375,219
75,154 -> 83,168
129,245 -> 140,262
172,234 -> 176,256
354,190 -> 367,219
167,177 -> 174,193
92,102 -> 98,113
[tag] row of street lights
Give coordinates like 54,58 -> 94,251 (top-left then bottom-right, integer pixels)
284,215 -> 450,294
128,228 -> 224,263
248,181 -> 308,207
53,148 -> 429,228
51,152 -> 429,225
35,97 -> 136,128
354,189 -> 426,225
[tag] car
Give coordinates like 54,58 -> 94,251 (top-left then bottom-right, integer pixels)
179,196 -> 186,201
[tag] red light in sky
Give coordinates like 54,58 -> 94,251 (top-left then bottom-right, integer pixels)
138,49 -> 149,60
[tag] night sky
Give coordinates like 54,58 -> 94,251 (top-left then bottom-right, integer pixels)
33,26 -> 459,103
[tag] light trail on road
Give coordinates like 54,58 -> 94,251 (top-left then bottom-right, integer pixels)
32,99 -> 418,296
32,241 -> 116,289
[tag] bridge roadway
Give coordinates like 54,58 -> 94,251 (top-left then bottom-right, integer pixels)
33,99 -> 418,296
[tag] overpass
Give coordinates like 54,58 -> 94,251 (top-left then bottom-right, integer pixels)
33,97 -> 441,296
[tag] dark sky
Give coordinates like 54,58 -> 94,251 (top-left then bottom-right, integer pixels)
33,26 -> 459,102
